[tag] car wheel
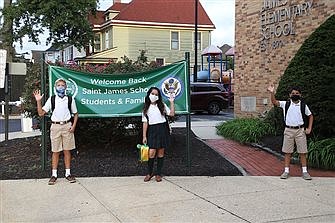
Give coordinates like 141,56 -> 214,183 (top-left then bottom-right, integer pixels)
208,101 -> 221,115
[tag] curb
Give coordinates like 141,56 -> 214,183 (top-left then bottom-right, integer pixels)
251,143 -> 300,164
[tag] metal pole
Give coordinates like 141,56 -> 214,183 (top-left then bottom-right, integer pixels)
4,63 -> 9,142
41,54 -> 48,170
193,0 -> 198,83
185,52 -> 191,174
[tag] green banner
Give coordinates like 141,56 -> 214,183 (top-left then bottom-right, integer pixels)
49,61 -> 190,117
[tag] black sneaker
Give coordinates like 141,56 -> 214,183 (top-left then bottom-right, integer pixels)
48,176 -> 57,185
65,175 -> 76,183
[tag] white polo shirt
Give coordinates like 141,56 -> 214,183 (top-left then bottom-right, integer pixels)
42,95 -> 78,122
279,100 -> 311,126
142,103 -> 171,125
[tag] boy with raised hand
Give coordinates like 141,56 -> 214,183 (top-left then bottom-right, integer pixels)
33,78 -> 78,185
267,84 -> 313,180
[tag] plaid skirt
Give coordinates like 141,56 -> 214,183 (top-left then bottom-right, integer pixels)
147,122 -> 170,149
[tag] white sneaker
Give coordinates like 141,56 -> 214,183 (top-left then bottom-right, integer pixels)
302,172 -> 312,180
280,172 -> 289,179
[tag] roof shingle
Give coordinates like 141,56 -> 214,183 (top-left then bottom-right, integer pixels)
89,0 -> 214,29
114,0 -> 214,27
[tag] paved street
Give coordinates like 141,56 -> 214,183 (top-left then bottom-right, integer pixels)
0,117 -> 21,133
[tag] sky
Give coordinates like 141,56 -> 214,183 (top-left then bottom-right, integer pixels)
0,0 -> 235,55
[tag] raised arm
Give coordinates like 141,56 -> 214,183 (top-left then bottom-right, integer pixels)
267,85 -> 280,107
33,90 -> 47,116
168,93 -> 175,116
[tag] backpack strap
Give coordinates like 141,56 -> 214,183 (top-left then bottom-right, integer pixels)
51,95 -> 56,112
284,100 -> 291,121
51,95 -> 72,114
300,100 -> 307,128
67,96 -> 72,114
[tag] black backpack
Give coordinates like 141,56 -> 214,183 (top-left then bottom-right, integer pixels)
284,100 -> 309,128
51,95 -> 73,114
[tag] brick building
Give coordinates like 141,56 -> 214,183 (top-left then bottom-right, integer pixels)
234,0 -> 334,117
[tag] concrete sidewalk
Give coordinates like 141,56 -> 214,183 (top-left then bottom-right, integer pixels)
1,120 -> 335,222
1,176 -> 334,222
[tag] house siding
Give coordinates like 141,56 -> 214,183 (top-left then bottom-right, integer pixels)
111,26 -> 210,66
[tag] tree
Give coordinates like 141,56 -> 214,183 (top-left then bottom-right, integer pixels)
0,0 -> 14,61
1,0 -> 97,52
275,15 -> 335,139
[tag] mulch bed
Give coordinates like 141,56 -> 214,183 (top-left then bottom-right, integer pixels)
0,128 -> 242,180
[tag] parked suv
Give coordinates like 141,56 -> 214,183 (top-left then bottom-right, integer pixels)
190,82 -> 233,115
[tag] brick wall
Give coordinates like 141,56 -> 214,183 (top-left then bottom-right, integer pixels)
234,0 -> 335,117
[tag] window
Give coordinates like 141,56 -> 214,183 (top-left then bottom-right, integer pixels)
193,32 -> 202,50
156,58 -> 164,67
69,46 -> 73,60
94,34 -> 101,52
171,31 -> 179,50
105,31 -> 109,49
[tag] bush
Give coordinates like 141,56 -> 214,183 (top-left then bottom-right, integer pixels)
216,118 -> 275,144
275,15 -> 335,139
263,106 -> 285,136
307,138 -> 335,170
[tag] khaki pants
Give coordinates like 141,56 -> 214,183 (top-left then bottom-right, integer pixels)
50,122 -> 75,152
282,128 -> 307,153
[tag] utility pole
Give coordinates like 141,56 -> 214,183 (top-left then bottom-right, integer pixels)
1,0 -> 13,143
194,0 -> 198,82
2,0 -> 14,62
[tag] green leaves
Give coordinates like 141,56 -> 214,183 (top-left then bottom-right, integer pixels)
308,138 -> 335,170
1,0 -> 97,49
276,15 -> 335,139
216,118 -> 275,144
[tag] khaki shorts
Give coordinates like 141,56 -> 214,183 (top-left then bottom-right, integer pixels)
282,127 -> 307,154
50,122 -> 75,152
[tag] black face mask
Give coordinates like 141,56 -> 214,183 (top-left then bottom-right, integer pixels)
290,95 -> 301,101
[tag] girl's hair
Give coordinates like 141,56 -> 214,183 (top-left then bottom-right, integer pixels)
143,87 -> 165,115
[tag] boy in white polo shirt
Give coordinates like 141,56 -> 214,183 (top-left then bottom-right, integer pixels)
268,85 -> 313,180
33,78 -> 78,185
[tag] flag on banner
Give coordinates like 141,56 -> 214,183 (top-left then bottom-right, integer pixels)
49,61 -> 190,117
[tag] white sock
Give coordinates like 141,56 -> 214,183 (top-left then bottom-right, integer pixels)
284,167 -> 289,173
302,166 -> 307,173
65,169 -> 71,177
52,169 -> 57,178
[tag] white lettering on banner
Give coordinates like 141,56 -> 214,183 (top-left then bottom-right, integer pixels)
81,98 -> 116,105
89,77 -> 147,86
82,88 -> 102,94
104,88 -> 128,94
82,88 -> 130,94
129,87 -> 148,93
90,79 -> 126,85
125,97 -> 145,104
128,77 -> 147,84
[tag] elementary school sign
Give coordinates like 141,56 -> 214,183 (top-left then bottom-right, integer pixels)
260,0 -> 314,51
